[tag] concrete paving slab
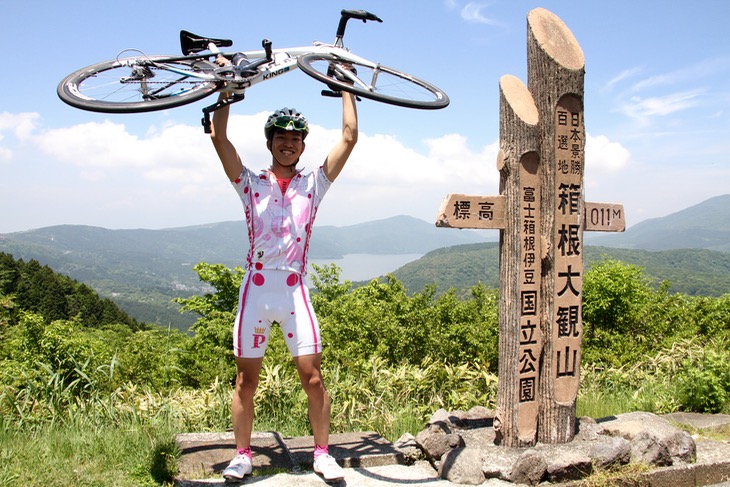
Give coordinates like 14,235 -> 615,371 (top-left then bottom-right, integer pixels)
285,431 -> 406,469
176,431 -> 407,484
665,413 -> 730,432
177,431 -> 294,479
175,460 -> 476,487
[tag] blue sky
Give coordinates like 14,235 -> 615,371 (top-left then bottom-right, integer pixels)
1,0 -> 729,234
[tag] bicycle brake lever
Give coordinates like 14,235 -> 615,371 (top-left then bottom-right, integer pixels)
200,94 -> 245,133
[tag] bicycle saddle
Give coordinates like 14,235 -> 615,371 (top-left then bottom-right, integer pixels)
180,30 -> 233,55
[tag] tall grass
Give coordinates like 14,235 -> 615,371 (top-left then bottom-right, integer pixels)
578,337 -> 730,417
0,355 -> 498,485
2,337 -> 728,485
0,420 -> 179,487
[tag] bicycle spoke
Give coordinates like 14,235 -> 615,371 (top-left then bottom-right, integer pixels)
299,54 -> 447,109
59,56 -> 219,112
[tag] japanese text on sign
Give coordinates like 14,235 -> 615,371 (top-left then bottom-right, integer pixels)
518,156 -> 541,405
552,96 -> 584,402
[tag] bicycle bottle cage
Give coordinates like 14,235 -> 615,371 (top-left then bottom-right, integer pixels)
180,30 -> 233,55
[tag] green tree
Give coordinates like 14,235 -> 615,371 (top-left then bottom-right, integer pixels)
311,266 -> 499,369
582,258 -> 655,364
174,263 -> 247,386
118,327 -> 188,390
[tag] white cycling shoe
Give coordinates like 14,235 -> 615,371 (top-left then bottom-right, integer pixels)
222,454 -> 253,480
313,453 -> 345,482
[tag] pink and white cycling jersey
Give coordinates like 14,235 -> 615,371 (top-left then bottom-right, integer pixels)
232,165 -> 331,275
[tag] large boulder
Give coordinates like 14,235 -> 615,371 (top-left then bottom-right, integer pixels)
439,447 -> 486,485
599,412 -> 696,465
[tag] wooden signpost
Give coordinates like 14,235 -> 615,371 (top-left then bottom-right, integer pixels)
435,8 -> 625,447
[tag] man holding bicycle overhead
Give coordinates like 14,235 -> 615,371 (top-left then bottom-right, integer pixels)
210,82 -> 357,483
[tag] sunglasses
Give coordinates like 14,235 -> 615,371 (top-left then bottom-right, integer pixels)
272,117 -> 307,131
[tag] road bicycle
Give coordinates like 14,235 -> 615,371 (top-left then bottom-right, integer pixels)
57,9 -> 449,132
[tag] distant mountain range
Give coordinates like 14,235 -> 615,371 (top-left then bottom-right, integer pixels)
0,215 -> 490,327
1,195 -> 727,328
586,194 -> 730,252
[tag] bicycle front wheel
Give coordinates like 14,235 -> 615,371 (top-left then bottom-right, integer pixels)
58,56 -> 220,113
297,54 -> 449,110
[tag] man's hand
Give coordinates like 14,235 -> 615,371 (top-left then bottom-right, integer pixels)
331,63 -> 357,85
215,54 -> 232,67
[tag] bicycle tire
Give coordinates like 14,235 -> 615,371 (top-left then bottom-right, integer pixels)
57,56 -> 220,113
297,53 -> 449,110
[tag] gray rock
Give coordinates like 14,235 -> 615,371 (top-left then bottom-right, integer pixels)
481,445 -> 523,481
544,449 -> 593,482
447,406 -> 495,430
574,415 -> 605,441
415,424 -> 466,465
600,411 -> 696,465
411,409 -> 704,486
394,433 -> 422,463
509,450 -> 546,486
428,408 -> 451,426
439,447 -> 486,485
588,435 -> 632,468
630,430 -> 673,466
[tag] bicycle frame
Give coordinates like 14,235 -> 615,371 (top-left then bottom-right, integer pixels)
166,41 -> 371,132
154,43 -> 367,95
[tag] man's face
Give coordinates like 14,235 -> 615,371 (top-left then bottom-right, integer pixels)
268,130 -> 305,166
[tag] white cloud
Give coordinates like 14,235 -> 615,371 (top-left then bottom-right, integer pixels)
603,66 -> 644,93
630,57 -> 730,93
586,134 -> 630,174
34,119 -> 219,183
3,110 -> 642,231
0,147 -> 11,163
312,131 -> 500,226
460,2 -> 499,25
0,112 -> 41,162
331,132 -> 498,189
618,90 -> 702,124
18,113 -> 502,228
0,112 -> 39,141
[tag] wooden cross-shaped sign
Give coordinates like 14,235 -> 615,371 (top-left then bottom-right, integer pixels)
435,8 -> 625,448
437,195 -> 624,233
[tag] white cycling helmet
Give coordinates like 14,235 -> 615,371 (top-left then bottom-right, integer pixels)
264,107 -> 309,140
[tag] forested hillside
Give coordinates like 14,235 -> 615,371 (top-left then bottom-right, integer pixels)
391,244 -> 730,297
0,252 -> 144,331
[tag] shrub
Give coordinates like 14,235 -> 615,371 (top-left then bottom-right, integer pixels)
674,339 -> 730,413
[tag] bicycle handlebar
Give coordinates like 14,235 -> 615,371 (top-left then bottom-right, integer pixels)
336,9 -> 383,39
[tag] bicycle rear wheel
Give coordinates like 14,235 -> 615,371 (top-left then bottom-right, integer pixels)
57,56 -> 220,113
297,53 -> 449,110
